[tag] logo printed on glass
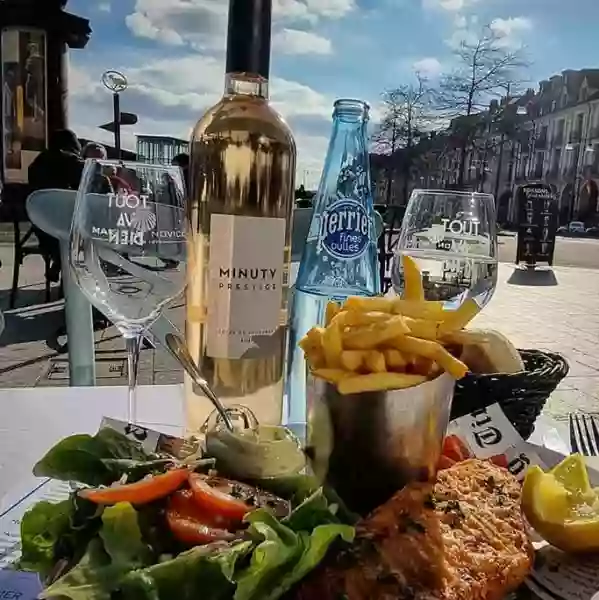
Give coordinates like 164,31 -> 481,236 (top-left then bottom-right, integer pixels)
130,207 -> 157,233
91,191 -> 185,247
318,198 -> 370,260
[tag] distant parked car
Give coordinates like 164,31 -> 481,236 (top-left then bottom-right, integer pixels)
569,221 -> 586,233
558,221 -> 586,235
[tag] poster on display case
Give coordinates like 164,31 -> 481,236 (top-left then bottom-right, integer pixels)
515,183 -> 558,266
1,28 -> 47,184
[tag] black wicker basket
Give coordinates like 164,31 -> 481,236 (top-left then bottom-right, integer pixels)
450,349 -> 569,439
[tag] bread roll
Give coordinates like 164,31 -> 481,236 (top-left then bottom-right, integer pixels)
444,329 -> 525,374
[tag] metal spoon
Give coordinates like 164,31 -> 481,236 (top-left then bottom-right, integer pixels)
163,332 -> 234,431
145,315 -> 234,431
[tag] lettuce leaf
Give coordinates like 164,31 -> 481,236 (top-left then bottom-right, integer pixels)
262,524 -> 354,600
39,538 -> 122,600
99,503 -> 152,569
40,502 -> 153,600
19,500 -> 72,578
234,510 -> 302,600
234,502 -> 354,600
120,542 -> 253,600
283,488 -> 340,532
33,428 -> 154,486
19,495 -> 102,579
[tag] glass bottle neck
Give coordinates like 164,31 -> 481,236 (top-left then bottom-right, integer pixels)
225,72 -> 269,99
330,118 -> 368,150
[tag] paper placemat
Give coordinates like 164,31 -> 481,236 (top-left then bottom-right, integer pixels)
448,405 -> 599,600
1,413 -> 598,600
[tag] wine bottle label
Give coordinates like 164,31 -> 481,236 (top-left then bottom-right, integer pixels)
317,198 -> 371,260
206,214 -> 286,359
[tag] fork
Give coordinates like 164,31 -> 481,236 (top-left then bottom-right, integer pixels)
569,413 -> 599,456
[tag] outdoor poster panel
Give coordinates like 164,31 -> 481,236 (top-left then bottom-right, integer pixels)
2,28 -> 47,184
516,183 -> 558,266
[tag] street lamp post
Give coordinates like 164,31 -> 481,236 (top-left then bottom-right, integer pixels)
101,70 -> 128,157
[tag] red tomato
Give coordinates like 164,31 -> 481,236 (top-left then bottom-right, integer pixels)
188,474 -> 253,522
442,435 -> 471,463
188,474 -> 290,522
166,489 -> 236,546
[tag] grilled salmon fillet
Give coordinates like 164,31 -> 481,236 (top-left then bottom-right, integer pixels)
289,459 -> 533,600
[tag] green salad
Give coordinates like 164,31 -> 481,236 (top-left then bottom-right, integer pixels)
18,427 -> 355,600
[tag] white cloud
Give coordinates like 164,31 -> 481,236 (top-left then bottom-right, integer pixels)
273,29 -> 333,55
271,78 -> 333,120
126,0 -> 354,50
69,53 -> 335,185
453,14 -> 467,28
413,57 -> 443,77
293,133 -> 329,187
125,12 -> 185,46
274,0 -> 355,21
125,0 -> 228,50
422,0 -> 478,11
305,0 -> 355,19
490,16 -> 532,48
97,2 -> 111,12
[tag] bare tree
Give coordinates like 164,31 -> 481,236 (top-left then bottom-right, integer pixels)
435,25 -> 529,187
372,74 -> 434,206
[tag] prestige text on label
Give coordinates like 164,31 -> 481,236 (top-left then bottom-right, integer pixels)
217,267 -> 278,291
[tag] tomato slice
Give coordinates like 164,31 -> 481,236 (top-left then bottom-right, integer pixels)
442,435 -> 471,463
80,468 -> 189,505
188,474 -> 252,522
167,513 -> 237,545
167,489 -> 236,546
188,474 -> 290,522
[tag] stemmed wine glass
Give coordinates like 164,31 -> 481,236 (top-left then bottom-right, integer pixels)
70,159 -> 188,423
391,189 -> 498,309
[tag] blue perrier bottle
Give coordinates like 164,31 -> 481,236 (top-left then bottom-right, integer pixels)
284,99 -> 380,436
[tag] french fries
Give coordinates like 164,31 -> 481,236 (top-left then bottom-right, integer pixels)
325,301 -> 341,325
342,316 -> 410,349
438,299 -> 481,337
299,255 -> 478,395
402,255 -> 425,301
340,350 -> 365,372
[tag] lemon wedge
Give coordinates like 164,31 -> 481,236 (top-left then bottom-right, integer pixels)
522,455 -> 599,554
550,453 -> 592,496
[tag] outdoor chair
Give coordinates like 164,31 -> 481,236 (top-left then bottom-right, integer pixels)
10,218 -> 53,309
26,189 -> 96,386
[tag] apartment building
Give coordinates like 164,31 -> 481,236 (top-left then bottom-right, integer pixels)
423,69 -> 599,226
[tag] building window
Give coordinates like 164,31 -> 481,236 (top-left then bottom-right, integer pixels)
552,148 -> 561,174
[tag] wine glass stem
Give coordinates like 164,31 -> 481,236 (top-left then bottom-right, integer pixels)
126,335 -> 142,424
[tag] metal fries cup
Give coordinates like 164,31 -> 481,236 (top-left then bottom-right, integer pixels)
306,372 -> 455,516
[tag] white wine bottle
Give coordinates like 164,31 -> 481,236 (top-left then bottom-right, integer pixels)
185,0 -> 296,433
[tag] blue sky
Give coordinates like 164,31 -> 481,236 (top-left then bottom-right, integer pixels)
68,0 -> 599,188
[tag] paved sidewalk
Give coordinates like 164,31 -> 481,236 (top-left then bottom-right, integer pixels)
0,244 -> 184,389
0,242 -> 597,422
473,265 -> 599,421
